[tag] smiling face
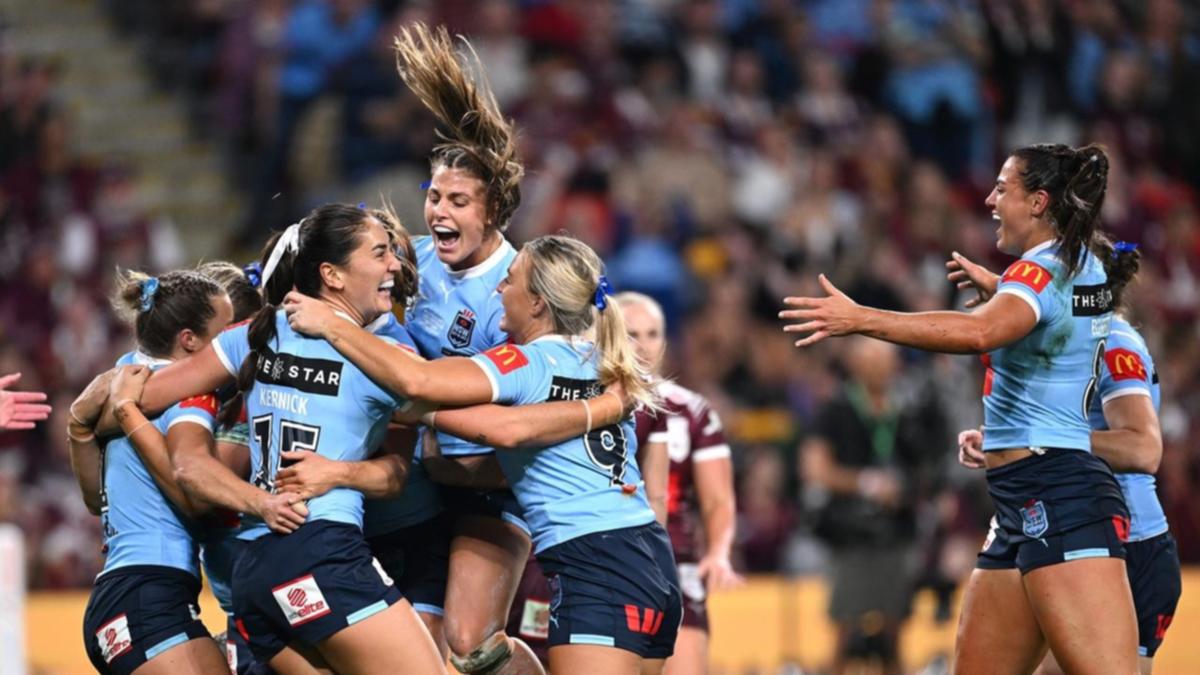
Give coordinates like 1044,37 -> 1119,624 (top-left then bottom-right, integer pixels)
328,217 -> 402,324
985,156 -> 1052,255
424,165 -> 499,270
497,250 -> 541,343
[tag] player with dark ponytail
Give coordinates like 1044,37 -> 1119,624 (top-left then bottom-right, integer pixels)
782,143 -> 1139,673
955,235 -> 1180,673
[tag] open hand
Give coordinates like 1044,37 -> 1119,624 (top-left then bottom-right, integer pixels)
779,274 -> 863,347
946,251 -> 1000,309
0,372 -> 51,431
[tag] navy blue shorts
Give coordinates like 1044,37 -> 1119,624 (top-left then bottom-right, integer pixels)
367,512 -> 452,617
231,520 -> 401,662
1126,532 -> 1181,658
442,485 -> 530,535
82,565 -> 211,675
537,523 -> 682,659
977,449 -> 1129,574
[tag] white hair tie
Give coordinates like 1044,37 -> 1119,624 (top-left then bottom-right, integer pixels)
260,222 -> 302,290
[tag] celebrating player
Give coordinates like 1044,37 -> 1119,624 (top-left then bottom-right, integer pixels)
780,144 -> 1137,674
385,22 -> 537,674
953,236 -> 1179,674
282,234 -> 683,675
69,270 -> 234,675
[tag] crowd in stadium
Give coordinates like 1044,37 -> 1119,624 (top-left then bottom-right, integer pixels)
1,0 -> 1199,664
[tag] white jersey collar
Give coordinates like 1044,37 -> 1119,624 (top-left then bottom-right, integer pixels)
1022,238 -> 1058,258
444,237 -> 514,280
132,350 -> 172,367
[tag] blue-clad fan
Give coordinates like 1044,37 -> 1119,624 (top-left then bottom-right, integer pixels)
781,144 -> 1138,674
282,234 -> 682,675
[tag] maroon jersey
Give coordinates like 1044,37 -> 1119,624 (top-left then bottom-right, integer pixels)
635,381 -> 731,562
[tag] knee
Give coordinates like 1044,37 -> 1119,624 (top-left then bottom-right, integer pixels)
447,631 -> 512,674
444,617 -> 487,659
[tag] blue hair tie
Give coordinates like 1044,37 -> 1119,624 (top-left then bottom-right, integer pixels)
140,277 -> 160,312
1114,241 -> 1138,254
357,201 -> 367,209
243,261 -> 262,288
594,275 -> 614,310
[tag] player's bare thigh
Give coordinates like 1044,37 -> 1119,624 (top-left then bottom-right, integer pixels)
549,644 -> 641,675
315,599 -> 447,675
130,636 -> 228,675
954,568 -> 1046,675
1024,557 -> 1138,675
662,626 -> 707,675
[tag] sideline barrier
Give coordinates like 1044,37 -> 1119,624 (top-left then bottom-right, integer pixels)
27,572 -> 1199,673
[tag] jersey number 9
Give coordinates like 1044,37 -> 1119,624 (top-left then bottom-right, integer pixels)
584,423 -> 630,486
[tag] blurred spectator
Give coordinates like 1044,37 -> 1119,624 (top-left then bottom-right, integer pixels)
800,338 -> 944,675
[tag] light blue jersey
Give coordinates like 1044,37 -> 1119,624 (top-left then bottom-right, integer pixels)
470,336 -> 657,553
408,234 -> 516,457
213,310 -> 410,540
982,240 -> 1112,451
1089,317 -> 1167,542
361,312 -> 444,536
99,352 -> 216,578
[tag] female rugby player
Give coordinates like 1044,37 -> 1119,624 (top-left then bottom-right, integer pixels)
384,22 -> 541,675
780,144 -> 1138,674
282,234 -> 682,675
953,237 -> 1179,674
69,270 -> 234,675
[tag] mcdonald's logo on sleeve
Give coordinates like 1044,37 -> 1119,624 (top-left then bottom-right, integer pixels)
1105,348 -> 1148,382
483,344 -> 529,375
1001,261 -> 1053,293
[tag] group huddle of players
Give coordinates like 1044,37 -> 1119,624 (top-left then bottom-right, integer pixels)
65,22 -> 739,675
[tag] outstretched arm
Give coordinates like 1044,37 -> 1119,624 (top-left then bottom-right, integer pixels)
780,274 -> 1036,353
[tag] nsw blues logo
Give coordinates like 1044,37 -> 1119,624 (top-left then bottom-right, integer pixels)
448,309 -> 476,350
1021,499 -> 1049,538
